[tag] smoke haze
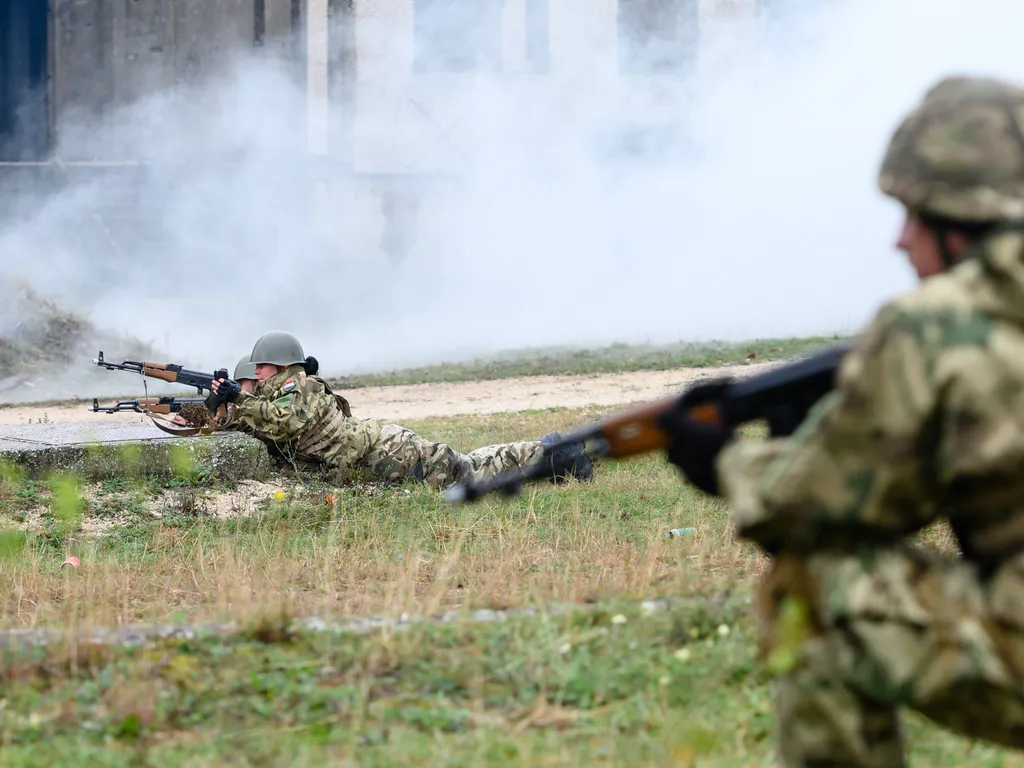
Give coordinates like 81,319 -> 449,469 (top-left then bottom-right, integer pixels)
2,0 -> 1022,398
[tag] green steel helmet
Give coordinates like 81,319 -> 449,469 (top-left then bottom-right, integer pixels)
878,75 -> 1024,223
249,331 -> 306,367
233,355 -> 258,381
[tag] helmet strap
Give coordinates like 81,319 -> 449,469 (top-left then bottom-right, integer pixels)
936,228 -> 959,270
917,212 -> 991,270
918,212 -> 1024,271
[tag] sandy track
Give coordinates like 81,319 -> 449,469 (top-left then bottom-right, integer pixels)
0,361 -> 782,426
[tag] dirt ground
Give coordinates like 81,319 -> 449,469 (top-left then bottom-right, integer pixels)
0,361 -> 782,426
9,479 -> 291,537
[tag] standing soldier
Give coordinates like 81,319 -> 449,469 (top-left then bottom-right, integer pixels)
664,75 -> 1024,766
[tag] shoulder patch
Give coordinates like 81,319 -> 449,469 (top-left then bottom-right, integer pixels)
281,379 -> 296,393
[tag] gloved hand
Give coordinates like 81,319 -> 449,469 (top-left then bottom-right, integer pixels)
209,377 -> 243,408
658,378 -> 736,497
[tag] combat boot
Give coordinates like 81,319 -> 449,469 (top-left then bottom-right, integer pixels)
539,431 -> 594,483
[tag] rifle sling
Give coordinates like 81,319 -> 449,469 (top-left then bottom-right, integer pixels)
144,403 -> 238,437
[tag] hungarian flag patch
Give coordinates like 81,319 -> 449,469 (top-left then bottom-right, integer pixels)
282,379 -> 296,393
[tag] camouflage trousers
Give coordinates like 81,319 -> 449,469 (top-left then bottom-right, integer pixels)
355,424 -> 546,489
759,544 -> 1024,767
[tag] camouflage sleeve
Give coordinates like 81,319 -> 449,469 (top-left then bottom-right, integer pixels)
232,387 -> 332,442
716,306 -> 942,554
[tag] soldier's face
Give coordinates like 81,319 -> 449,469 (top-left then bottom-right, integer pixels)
896,212 -> 947,279
255,364 -> 280,382
241,379 -> 256,393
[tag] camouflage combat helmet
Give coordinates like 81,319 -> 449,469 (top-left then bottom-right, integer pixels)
878,75 -> 1024,223
249,331 -> 306,367
233,355 -> 258,381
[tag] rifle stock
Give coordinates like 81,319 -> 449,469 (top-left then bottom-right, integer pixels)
445,341 -> 851,505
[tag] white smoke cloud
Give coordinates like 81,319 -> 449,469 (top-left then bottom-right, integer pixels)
2,0 -> 1023,388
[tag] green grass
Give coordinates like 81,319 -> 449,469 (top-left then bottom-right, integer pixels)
325,335 -> 851,389
0,602 -> 1015,766
0,406 -> 1013,766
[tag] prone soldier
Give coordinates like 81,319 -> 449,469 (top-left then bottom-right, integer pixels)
210,331 -> 594,489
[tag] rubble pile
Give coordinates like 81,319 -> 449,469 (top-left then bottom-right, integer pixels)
0,279 -> 156,402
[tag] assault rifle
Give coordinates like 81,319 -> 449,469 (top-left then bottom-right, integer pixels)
90,396 -> 206,415
445,341 -> 853,504
92,350 -> 231,414
93,351 -> 227,395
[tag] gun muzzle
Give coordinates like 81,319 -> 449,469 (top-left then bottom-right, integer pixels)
444,485 -> 471,504
444,477 -> 524,505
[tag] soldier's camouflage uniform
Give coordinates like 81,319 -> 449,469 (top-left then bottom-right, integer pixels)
714,76 -> 1024,766
233,367 -> 546,487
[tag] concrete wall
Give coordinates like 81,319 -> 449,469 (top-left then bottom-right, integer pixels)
351,0 -> 761,173
341,0 -> 762,262
4,0 -> 763,264
45,0 -> 761,167
50,0 -> 299,152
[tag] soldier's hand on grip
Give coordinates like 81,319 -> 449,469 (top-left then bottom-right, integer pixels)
210,378 -> 243,405
658,379 -> 735,496
764,405 -> 811,438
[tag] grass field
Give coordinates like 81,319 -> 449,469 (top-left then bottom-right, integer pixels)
0,406 -> 1018,766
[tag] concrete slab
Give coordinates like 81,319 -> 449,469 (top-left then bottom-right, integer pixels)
0,437 -> 51,450
0,422 -> 177,447
0,422 -> 272,482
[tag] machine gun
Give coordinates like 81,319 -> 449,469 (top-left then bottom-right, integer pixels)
89,396 -> 206,415
445,341 -> 852,505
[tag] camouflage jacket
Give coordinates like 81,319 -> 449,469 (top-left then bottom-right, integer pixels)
233,366 -> 373,468
718,231 -> 1024,561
